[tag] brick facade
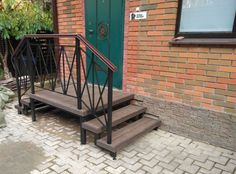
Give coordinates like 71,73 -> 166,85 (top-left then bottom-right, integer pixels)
57,0 -> 84,35
56,0 -> 236,150
124,0 -> 236,116
56,0 -> 236,115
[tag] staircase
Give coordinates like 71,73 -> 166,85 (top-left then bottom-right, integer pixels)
82,95 -> 161,159
12,34 -> 161,159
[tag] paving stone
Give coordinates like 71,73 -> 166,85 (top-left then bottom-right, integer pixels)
208,168 -> 222,174
159,161 -> 179,171
173,168 -> 184,174
122,162 -> 142,172
142,165 -> 163,174
124,169 -> 146,174
37,162 -> 54,171
179,163 -> 200,174
189,154 -> 208,163
222,171 -> 232,174
87,156 -> 106,165
208,156 -> 229,165
162,169 -> 175,174
137,151 -> 156,160
193,160 -> 214,170
229,159 -> 236,165
139,158 -> 159,168
1,101 -> 236,174
215,162 -> 236,173
104,166 -> 126,174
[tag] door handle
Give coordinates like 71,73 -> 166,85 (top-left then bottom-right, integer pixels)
88,29 -> 94,34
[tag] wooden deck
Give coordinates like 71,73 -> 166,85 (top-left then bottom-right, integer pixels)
28,85 -> 134,117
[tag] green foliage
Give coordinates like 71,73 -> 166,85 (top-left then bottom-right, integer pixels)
0,0 -> 53,40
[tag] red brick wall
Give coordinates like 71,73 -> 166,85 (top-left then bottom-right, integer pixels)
56,0 -> 85,80
57,0 -> 84,35
125,0 -> 236,115
56,0 -> 236,115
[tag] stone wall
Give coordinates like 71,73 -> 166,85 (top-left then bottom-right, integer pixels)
134,95 -> 236,151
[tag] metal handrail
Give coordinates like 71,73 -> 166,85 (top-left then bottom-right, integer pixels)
12,34 -> 116,145
12,34 -> 117,72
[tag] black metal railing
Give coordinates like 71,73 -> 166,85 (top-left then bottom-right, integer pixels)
12,34 -> 117,144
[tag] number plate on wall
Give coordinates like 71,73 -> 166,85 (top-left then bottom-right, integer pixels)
130,11 -> 147,20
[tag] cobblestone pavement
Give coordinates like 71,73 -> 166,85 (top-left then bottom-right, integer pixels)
0,101 -> 236,174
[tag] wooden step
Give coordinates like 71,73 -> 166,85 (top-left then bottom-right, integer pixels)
30,89 -> 134,116
96,117 -> 161,153
21,98 -> 30,107
82,105 -> 146,134
15,98 -> 47,114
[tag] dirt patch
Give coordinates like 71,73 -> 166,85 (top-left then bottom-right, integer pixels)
0,141 -> 46,174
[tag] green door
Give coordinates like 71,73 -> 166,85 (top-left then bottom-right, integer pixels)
85,0 -> 124,89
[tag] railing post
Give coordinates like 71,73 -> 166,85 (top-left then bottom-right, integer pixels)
76,38 -> 82,109
15,57 -> 22,113
27,40 -> 35,95
92,53 -> 95,113
107,69 -> 113,144
27,40 -> 36,121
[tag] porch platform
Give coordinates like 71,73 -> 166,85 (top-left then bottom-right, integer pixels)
30,88 -> 134,117
19,85 -> 134,117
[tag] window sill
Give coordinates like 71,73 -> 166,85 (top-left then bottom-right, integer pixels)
169,38 -> 236,46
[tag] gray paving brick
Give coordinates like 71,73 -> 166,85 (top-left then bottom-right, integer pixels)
208,156 -> 229,165
215,162 -> 236,173
142,165 -> 163,174
105,166 -> 126,174
162,169 -> 175,174
123,162 -> 142,172
37,162 -> 54,171
193,160 -> 214,170
1,101 -> 236,174
140,158 -> 159,168
159,161 -> 179,171
173,168 -> 184,174
189,154 -> 208,163
222,171 -> 232,174
155,154 -> 174,163
179,163 -> 200,174
208,168 -> 222,174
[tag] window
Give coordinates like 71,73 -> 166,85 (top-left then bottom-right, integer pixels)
176,0 -> 236,38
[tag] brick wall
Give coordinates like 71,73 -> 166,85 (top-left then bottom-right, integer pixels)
56,0 -> 236,150
57,0 -> 84,35
125,0 -> 236,115
56,0 -> 85,79
55,0 -> 236,116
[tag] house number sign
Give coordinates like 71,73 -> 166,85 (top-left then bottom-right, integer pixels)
130,11 -> 147,20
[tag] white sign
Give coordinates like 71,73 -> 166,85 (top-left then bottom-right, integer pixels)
130,11 -> 147,20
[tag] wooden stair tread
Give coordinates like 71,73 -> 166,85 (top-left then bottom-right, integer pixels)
29,89 -> 134,116
82,105 -> 146,134
96,117 -> 161,153
20,98 -> 30,106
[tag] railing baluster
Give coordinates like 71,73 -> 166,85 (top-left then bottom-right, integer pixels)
15,56 -> 22,113
27,40 -> 35,95
76,38 -> 82,109
27,40 -> 36,121
62,46 -> 66,94
92,53 -> 95,113
107,68 -> 113,144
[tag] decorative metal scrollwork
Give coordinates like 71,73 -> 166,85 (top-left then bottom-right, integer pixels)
98,22 -> 108,40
